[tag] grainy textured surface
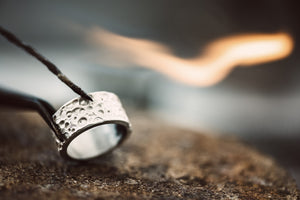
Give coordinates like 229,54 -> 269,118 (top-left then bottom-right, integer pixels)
0,110 -> 299,200
53,91 -> 129,142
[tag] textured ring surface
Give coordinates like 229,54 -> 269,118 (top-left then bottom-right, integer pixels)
52,91 -> 131,161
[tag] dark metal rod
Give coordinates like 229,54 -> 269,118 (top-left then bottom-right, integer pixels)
0,87 -> 63,140
0,25 -> 92,101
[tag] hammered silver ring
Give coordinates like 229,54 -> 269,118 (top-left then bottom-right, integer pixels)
52,91 -> 131,161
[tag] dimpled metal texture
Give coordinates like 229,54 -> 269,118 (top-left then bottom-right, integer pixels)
52,91 -> 131,155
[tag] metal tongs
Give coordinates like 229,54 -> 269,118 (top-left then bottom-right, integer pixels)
0,25 -> 91,139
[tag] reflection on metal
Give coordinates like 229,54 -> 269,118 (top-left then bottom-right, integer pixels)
53,91 -> 131,161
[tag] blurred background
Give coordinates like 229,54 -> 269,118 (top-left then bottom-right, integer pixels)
0,0 -> 299,185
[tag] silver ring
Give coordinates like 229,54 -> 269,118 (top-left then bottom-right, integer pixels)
52,91 -> 131,161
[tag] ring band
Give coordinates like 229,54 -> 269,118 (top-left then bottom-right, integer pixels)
52,91 -> 131,161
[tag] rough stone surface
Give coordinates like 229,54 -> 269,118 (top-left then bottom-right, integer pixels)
0,110 -> 299,200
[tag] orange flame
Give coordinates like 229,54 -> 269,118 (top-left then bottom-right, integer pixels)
88,27 -> 293,86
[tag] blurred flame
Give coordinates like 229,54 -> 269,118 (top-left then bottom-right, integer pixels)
88,28 -> 293,86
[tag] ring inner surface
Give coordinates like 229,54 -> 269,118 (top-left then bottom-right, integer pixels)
67,124 -> 124,160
